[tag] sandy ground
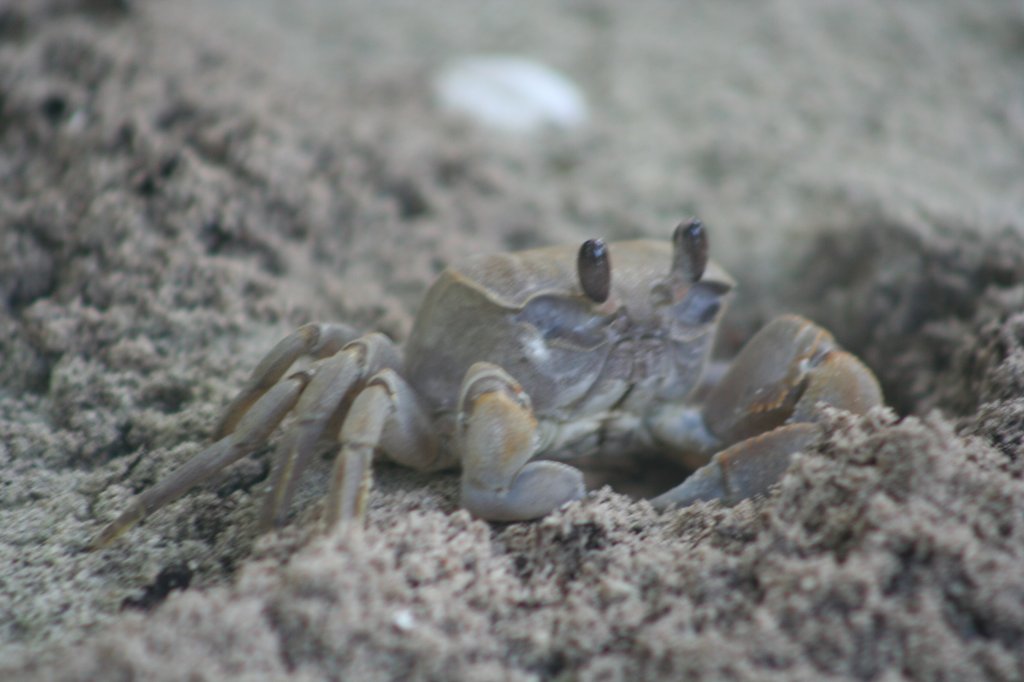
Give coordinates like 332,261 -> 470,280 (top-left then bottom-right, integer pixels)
2,0 -> 1024,679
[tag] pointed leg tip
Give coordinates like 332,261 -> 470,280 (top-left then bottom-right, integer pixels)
88,521 -> 128,551
88,499 -> 148,551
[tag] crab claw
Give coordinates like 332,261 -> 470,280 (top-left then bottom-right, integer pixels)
652,315 -> 882,509
457,362 -> 585,521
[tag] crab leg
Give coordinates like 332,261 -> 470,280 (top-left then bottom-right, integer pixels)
325,368 -> 441,529
259,333 -> 401,530
214,323 -> 357,439
651,315 -> 882,509
90,372 -> 311,549
456,362 -> 585,522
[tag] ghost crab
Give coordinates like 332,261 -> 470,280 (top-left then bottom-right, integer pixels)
92,219 -> 882,547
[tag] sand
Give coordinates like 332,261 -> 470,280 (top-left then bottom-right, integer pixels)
2,0 -> 1024,680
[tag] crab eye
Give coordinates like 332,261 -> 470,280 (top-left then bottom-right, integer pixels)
577,238 -> 611,303
671,218 -> 708,283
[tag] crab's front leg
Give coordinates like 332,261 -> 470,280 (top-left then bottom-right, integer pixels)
456,362 -> 586,521
650,314 -> 883,509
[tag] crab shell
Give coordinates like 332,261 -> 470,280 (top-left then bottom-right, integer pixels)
405,240 -> 735,419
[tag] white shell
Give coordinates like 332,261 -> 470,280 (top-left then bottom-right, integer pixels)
435,56 -> 589,133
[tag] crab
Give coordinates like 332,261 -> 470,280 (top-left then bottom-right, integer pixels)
91,219 -> 883,548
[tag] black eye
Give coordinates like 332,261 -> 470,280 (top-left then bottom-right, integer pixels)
577,238 -> 611,303
671,218 -> 708,283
